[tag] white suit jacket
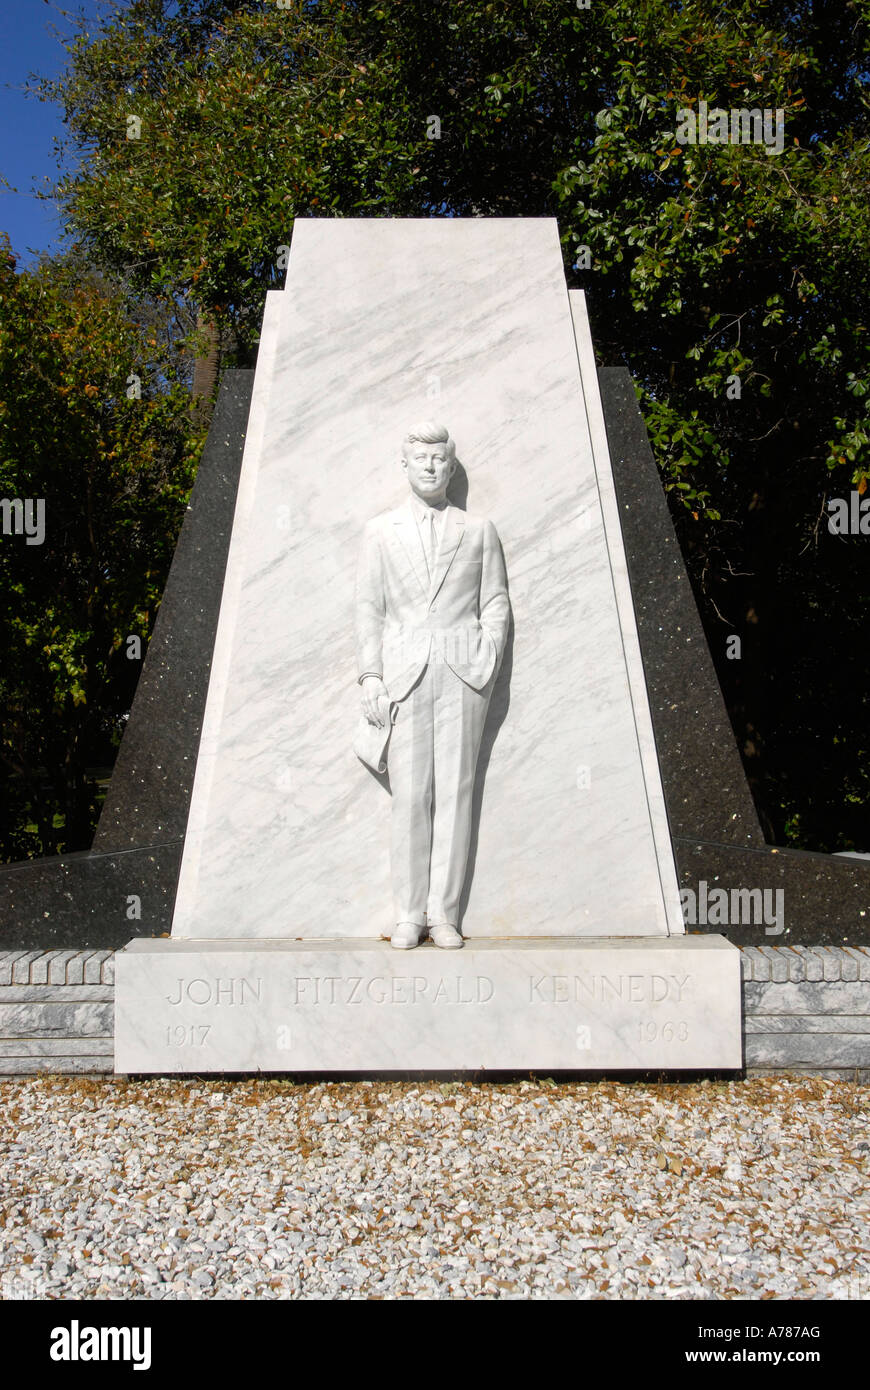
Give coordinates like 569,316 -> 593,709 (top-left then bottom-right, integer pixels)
356,500 -> 510,701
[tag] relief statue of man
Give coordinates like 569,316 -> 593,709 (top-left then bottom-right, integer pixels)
355,423 -> 510,950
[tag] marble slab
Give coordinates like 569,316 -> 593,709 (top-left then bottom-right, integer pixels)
568,295 -> 679,910
170,218 -> 684,940
115,937 -> 741,1072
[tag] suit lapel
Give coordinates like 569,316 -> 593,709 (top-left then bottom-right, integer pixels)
428,508 -> 465,604
391,502 -> 429,598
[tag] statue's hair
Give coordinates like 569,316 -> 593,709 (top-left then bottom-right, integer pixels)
402,422 -> 456,461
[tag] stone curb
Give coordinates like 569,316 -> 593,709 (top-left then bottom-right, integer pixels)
0,950 -> 116,987
739,944 -> 870,983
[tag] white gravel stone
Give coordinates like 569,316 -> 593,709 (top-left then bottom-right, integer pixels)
0,1075 -> 867,1300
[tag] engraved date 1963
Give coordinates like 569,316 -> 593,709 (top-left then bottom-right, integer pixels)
639,1020 -> 689,1043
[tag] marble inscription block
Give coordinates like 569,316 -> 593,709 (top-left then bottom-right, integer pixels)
170,217 -> 684,940
115,938 -> 742,1072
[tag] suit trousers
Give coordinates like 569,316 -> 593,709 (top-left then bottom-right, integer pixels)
388,657 -> 493,928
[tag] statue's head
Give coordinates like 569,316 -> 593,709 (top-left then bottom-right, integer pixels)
401,422 -> 457,504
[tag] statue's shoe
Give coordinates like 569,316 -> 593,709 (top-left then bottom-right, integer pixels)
391,922 -> 423,950
429,923 -> 464,950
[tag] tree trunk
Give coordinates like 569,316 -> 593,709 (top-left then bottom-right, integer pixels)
191,310 -> 221,428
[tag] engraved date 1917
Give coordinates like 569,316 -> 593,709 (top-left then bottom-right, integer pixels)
165,1024 -> 211,1047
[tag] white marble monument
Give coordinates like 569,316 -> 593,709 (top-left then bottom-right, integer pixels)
115,218 -> 742,1073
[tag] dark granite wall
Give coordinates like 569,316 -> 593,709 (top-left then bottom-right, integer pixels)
599,367 -> 870,947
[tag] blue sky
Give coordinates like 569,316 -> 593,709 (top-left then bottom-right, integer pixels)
0,1 -> 111,266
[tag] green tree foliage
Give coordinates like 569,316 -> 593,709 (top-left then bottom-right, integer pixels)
46,0 -> 869,495
21,0 -> 870,850
0,239 -> 203,858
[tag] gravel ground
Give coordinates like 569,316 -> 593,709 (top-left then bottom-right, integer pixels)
0,1074 -> 867,1301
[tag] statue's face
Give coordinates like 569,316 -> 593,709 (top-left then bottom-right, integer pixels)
402,440 -> 456,503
